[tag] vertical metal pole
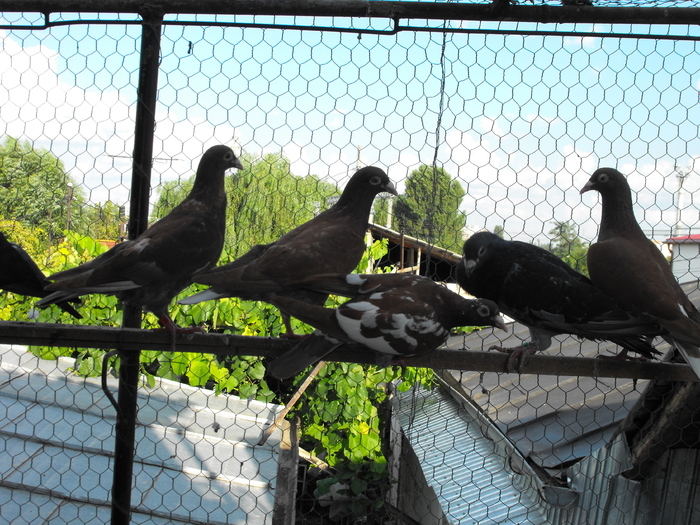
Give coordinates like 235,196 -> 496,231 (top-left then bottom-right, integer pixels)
110,12 -> 162,525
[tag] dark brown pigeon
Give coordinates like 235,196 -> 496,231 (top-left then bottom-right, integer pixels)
456,231 -> 662,371
0,231 -> 82,318
265,272 -> 506,379
179,166 -> 397,336
581,167 -> 700,378
37,145 -> 243,343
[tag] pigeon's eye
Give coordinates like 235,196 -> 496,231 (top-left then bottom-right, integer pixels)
477,246 -> 487,258
370,176 -> 382,186
598,173 -> 609,183
224,152 -> 234,161
477,304 -> 491,317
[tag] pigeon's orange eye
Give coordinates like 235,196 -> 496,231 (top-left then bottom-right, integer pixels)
477,304 -> 491,317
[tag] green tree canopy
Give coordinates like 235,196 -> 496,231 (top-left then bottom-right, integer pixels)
543,220 -> 589,275
0,136 -> 83,245
393,164 -> 466,252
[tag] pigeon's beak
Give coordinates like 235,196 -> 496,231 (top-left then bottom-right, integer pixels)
580,180 -> 593,194
494,314 -> 508,332
384,181 -> 398,196
462,258 -> 476,276
232,158 -> 245,171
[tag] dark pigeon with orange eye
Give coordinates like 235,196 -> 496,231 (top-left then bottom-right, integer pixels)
264,272 -> 506,379
180,166 -> 397,337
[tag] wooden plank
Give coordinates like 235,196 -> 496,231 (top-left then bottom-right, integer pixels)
0,321 -> 697,381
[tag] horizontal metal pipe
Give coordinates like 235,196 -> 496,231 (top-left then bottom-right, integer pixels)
1,320 -> 697,381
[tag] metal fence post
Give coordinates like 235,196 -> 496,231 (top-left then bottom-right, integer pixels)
110,11 -> 163,525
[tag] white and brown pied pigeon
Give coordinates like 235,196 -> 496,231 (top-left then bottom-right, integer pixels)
179,166 -> 397,336
37,145 -> 243,345
0,231 -> 82,318
581,167 -> 700,378
456,231 -> 662,372
265,272 -> 507,379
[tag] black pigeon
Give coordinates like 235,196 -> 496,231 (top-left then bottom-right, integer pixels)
0,231 -> 82,318
179,166 -> 397,336
455,231 -> 662,371
581,167 -> 700,378
265,272 -> 506,379
37,145 -> 243,342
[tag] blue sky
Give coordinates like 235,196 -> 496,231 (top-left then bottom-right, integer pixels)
0,12 -> 698,245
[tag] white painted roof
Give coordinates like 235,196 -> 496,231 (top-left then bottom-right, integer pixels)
0,344 -> 293,524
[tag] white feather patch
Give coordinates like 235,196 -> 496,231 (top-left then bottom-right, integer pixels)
346,274 -> 366,285
178,289 -> 226,304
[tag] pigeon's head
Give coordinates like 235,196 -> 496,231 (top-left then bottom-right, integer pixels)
469,298 -> 507,331
580,167 -> 629,196
343,166 -> 398,200
459,231 -> 502,277
201,145 -> 245,174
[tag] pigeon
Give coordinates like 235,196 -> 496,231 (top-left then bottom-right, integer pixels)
581,167 -> 700,378
37,145 -> 243,344
265,272 -> 507,379
179,166 -> 397,336
0,231 -> 82,318
455,231 -> 662,371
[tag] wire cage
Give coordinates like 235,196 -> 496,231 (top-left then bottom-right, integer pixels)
0,1 -> 699,523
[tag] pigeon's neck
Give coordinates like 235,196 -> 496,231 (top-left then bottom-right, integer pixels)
599,190 -> 645,241
190,175 -> 227,205
333,192 -> 375,224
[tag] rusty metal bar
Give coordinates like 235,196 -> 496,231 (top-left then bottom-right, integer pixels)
1,0 -> 700,27
1,321 -> 697,382
110,11 -> 163,525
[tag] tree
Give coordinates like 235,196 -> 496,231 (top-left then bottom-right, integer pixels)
72,201 -> 126,241
0,136 -> 83,245
393,164 -> 466,252
544,220 -> 589,274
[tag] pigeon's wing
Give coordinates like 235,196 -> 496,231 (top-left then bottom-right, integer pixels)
266,332 -> 344,380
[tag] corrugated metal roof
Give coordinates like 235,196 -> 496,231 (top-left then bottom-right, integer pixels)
0,344 -> 294,524
443,323 -> 663,476
394,383 -> 554,525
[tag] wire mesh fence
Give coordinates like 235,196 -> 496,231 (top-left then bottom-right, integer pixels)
1,2 -> 700,524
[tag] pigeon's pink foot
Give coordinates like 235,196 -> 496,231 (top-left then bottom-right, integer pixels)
596,348 -> 647,362
155,316 -> 206,350
489,343 -> 538,373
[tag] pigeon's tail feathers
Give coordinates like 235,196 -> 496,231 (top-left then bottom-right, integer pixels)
281,273 -> 375,298
35,291 -> 82,308
664,335 -> 700,379
36,281 -> 139,307
178,288 -> 228,305
267,331 -> 343,380
56,301 -> 83,319
607,335 -> 661,360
